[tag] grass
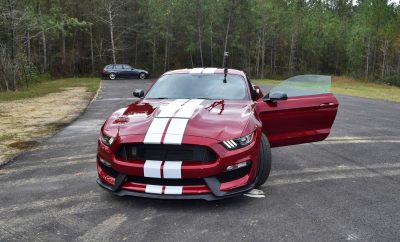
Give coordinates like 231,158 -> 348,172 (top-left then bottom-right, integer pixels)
0,77 -> 101,101
255,76 -> 400,103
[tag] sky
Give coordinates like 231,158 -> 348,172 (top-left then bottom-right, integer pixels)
352,0 -> 399,4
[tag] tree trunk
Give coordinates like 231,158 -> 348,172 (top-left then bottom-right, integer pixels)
41,30 -> 47,72
372,41 -> 377,75
152,37 -> 156,74
210,22 -> 213,67
38,4 -> 47,73
10,1 -> 17,91
288,32 -> 296,76
2,73 -> 9,92
190,52 -> 194,67
90,24 -> 95,75
197,19 -> 204,67
59,0 -> 66,67
261,28 -> 265,78
134,32 -> 138,67
255,36 -> 261,77
365,38 -> 370,79
197,16 -> 203,67
273,39 -> 277,76
108,3 -> 116,64
270,38 -> 274,75
164,28 -> 169,72
27,31 -> 31,63
381,39 -> 389,80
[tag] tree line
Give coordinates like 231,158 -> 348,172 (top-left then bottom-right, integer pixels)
1,0 -> 399,91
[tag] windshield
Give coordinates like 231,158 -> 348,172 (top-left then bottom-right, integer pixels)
145,74 -> 249,100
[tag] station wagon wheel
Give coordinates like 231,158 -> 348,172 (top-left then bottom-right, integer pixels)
139,73 -> 146,80
109,73 -> 116,80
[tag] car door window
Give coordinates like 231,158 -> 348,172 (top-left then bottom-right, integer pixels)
269,75 -> 331,97
123,65 -> 132,70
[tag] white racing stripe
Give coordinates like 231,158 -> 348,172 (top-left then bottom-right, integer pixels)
157,99 -> 188,117
175,99 -> 203,118
143,118 -> 169,144
163,118 -> 189,144
144,98 -> 204,144
145,185 -> 163,194
189,68 -> 204,74
202,68 -> 217,74
143,160 -> 163,178
164,186 -> 183,195
163,161 -> 182,179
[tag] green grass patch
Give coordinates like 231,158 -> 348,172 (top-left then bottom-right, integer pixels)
255,76 -> 400,103
0,77 -> 100,101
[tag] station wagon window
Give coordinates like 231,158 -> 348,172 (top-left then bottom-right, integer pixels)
123,65 -> 132,69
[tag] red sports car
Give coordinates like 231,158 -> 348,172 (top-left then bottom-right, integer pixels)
97,68 -> 338,200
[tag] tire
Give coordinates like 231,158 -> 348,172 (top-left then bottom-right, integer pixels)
254,133 -> 272,187
139,72 -> 146,80
109,73 -> 116,80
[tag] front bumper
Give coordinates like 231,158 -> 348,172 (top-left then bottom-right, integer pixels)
97,177 -> 256,201
96,134 -> 261,200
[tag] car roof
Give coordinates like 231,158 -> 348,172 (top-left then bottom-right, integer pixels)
163,68 -> 245,76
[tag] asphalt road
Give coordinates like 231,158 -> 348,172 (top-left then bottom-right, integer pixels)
1,79 -> 400,242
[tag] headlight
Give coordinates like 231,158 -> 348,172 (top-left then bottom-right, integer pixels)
101,132 -> 115,147
222,132 -> 254,150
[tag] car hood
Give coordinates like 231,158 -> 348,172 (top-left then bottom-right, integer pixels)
104,99 -> 254,141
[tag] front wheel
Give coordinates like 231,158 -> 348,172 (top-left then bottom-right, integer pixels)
139,72 -> 146,80
254,133 -> 272,187
109,73 -> 116,80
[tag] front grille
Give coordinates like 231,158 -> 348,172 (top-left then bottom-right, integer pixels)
116,144 -> 217,162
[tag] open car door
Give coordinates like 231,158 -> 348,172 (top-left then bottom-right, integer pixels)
255,75 -> 338,148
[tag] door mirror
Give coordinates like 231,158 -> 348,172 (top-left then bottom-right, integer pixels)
133,89 -> 144,98
264,91 -> 288,102
253,85 -> 264,99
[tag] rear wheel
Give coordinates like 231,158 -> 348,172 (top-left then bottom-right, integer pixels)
139,72 -> 146,80
254,133 -> 272,187
109,73 -> 116,80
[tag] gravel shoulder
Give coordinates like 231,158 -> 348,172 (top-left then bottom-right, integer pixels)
0,86 -> 99,166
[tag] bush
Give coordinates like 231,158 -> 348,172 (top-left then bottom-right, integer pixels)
381,76 -> 400,87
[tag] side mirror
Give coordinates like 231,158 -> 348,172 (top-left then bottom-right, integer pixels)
133,89 -> 144,98
253,85 -> 264,99
264,91 -> 288,102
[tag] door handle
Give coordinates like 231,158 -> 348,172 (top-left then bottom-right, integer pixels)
320,102 -> 335,107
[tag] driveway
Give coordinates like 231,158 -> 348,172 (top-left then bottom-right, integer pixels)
1,79 -> 399,241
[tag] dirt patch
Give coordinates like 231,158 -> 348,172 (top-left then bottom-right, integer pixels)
0,87 -> 94,165
8,141 -> 40,149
